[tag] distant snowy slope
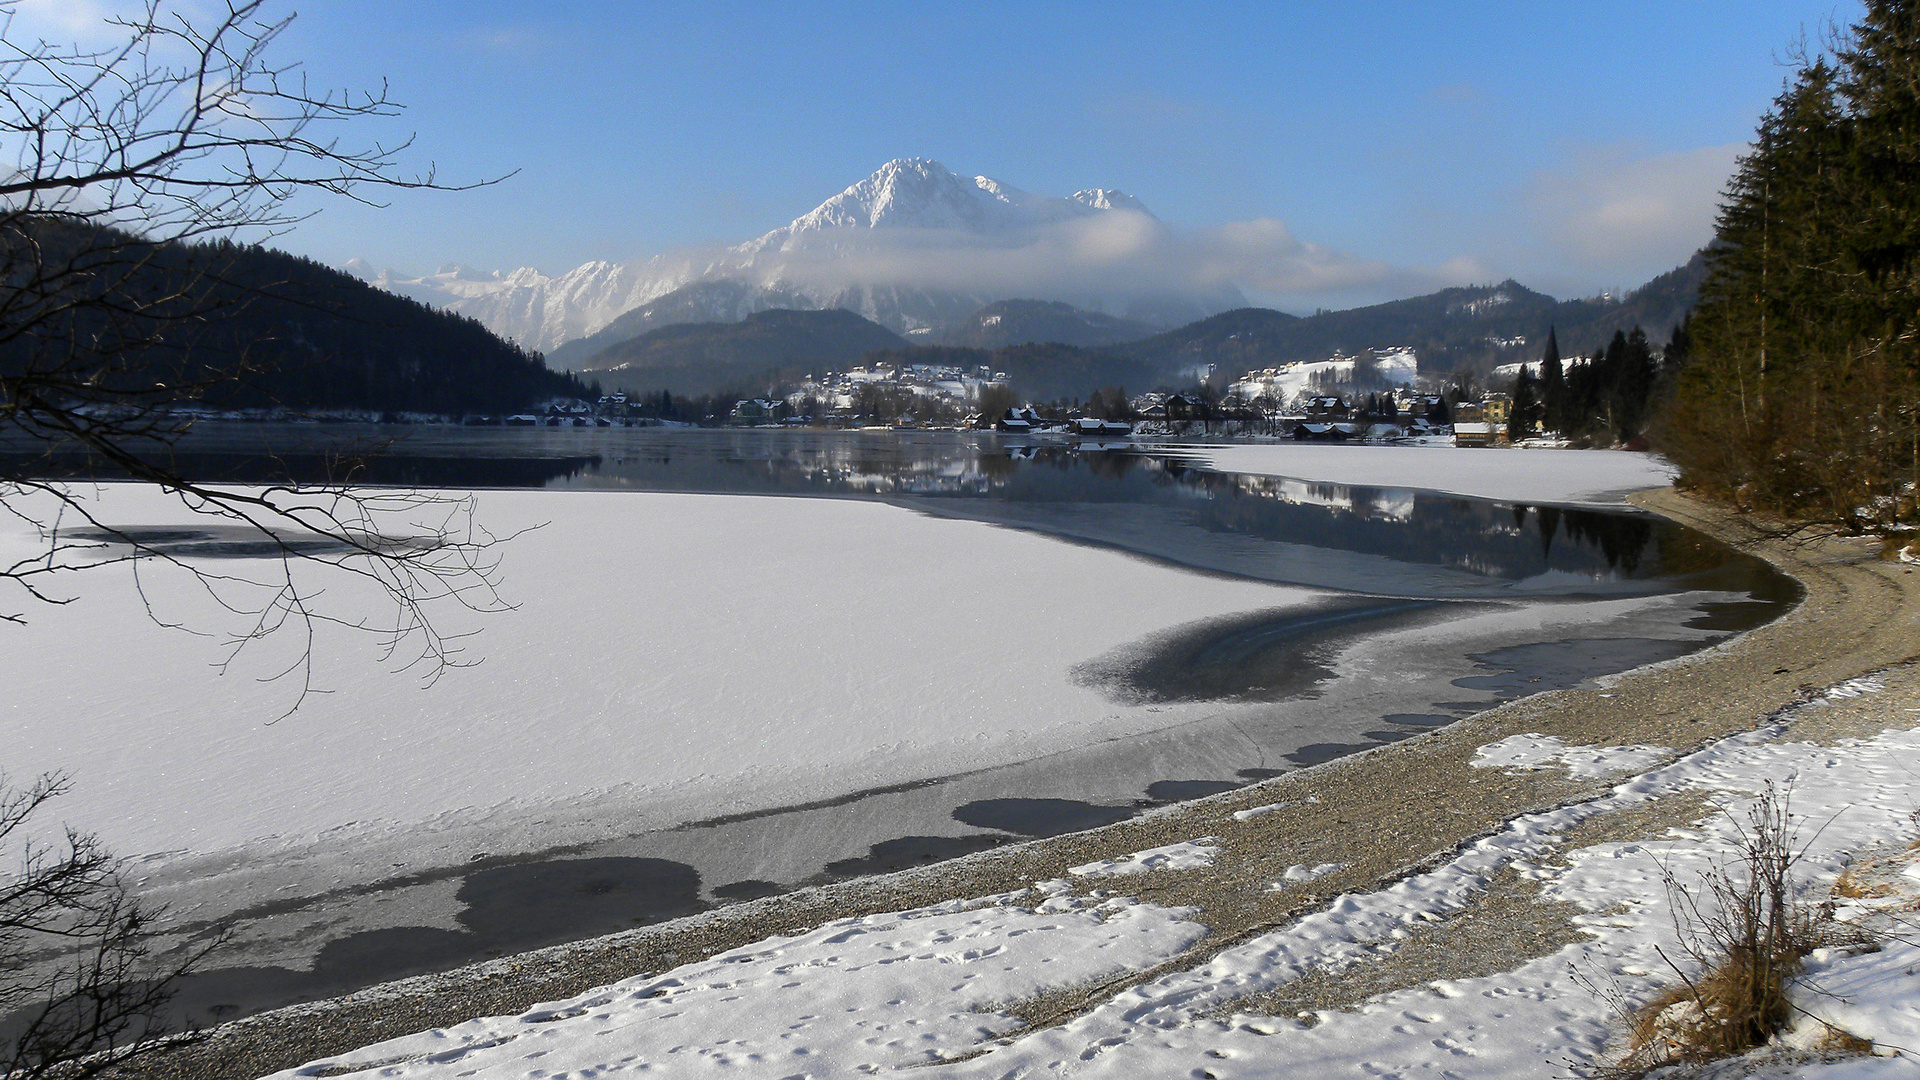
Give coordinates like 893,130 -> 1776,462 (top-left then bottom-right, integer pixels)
345,259 -> 696,354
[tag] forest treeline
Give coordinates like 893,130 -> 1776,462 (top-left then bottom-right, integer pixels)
1652,0 -> 1920,534
1507,324 -> 1688,447
1,219 -> 594,422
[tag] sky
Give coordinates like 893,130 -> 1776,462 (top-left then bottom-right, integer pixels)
10,0 -> 1868,311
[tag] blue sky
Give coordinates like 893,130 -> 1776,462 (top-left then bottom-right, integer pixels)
23,0 -> 1865,309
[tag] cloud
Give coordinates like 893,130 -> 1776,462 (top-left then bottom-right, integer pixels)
454,23 -> 560,57
719,209 -> 1420,315
3,0 -> 216,45
1524,143 -> 1743,278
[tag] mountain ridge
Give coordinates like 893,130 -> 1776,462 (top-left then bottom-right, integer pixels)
353,159 -> 1233,353
562,254 -> 1710,402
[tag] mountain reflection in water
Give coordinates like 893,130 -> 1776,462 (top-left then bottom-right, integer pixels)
4,424 -> 1790,607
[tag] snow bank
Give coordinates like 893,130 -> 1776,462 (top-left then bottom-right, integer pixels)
1188,443 -> 1677,506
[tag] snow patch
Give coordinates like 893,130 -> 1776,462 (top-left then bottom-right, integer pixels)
1278,862 -> 1343,883
261,890 -> 1209,1079
1471,733 -> 1672,779
1069,839 -> 1222,878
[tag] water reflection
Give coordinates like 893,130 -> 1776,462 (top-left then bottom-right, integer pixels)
3,424 -> 1791,606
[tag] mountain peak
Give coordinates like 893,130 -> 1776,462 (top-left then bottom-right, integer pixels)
1071,188 -> 1150,215
774,160 -> 1154,242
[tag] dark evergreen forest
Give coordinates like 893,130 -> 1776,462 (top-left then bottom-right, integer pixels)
1,220 -> 593,421
1654,0 -> 1920,533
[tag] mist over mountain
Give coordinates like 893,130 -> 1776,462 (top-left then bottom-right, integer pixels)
941,300 -> 1160,350
354,159 -> 1247,355
557,250 -> 1709,403
576,309 -> 910,398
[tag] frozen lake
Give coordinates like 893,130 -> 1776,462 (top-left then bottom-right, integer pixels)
0,426 -> 1792,1027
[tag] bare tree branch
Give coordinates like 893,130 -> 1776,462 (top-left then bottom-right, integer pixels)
0,0 -> 520,701
0,4 -> 522,1067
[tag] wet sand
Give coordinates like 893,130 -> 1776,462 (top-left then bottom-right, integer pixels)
106,487 -> 1920,1079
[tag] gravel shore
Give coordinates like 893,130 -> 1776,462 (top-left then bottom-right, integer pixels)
106,487 -> 1920,1080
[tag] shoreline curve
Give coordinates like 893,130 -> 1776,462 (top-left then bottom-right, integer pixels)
106,486 -> 1920,1080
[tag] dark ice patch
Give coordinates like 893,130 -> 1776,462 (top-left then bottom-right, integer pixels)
457,857 -> 706,941
951,798 -> 1137,837
61,524 -> 444,560
1454,638 -> 1704,699
1145,780 -> 1241,802
822,835 -> 1010,877
711,879 -> 785,902
1071,598 -> 1459,704
1284,742 -> 1375,766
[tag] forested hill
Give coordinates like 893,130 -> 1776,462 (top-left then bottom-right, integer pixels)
575,308 -> 910,397
1116,282 -> 1598,373
2,222 -> 593,416
1111,260 -> 1707,376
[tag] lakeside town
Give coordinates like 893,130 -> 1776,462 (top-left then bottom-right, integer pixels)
139,347 -> 1575,451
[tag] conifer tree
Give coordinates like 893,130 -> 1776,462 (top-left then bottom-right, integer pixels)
1539,326 -> 1566,433
1508,367 -> 1537,443
1658,2 -> 1920,531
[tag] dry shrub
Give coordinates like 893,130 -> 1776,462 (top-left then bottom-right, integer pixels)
1617,784 -> 1835,1071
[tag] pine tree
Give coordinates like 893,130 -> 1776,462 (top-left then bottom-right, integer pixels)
1659,1 -> 1920,530
1539,326 -> 1566,434
1508,367 -> 1537,443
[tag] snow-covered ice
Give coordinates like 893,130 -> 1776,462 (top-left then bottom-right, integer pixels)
0,484 -> 1311,892
1187,443 -> 1677,506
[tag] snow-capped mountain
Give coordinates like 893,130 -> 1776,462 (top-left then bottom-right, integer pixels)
345,259 -> 699,355
747,159 -> 1142,242
353,159 -> 1241,356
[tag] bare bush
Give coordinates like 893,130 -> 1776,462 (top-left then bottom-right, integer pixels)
0,2 -> 508,1072
1615,784 -> 1844,1072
